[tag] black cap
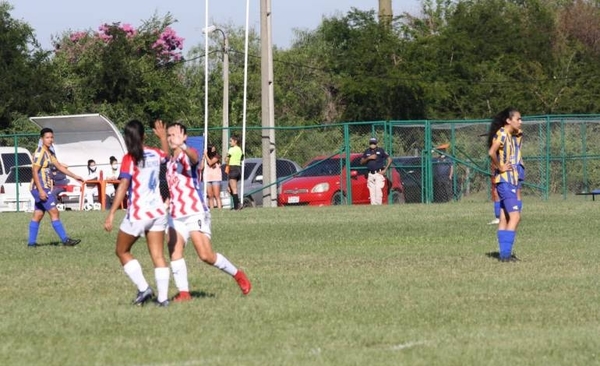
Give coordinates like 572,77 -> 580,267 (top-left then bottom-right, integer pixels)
369,137 -> 378,144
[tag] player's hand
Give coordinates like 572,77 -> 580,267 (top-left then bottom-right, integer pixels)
104,214 -> 114,232
39,191 -> 48,201
153,119 -> 167,139
500,163 -> 513,172
170,125 -> 185,147
74,175 -> 84,182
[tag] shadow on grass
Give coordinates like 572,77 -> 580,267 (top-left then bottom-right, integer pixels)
190,290 -> 216,299
486,251 -> 500,259
486,251 -> 521,262
28,241 -> 63,247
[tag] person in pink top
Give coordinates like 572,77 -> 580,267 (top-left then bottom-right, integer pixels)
154,121 -> 251,302
204,144 -> 223,209
104,119 -> 171,307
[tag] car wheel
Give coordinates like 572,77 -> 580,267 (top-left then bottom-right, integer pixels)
242,197 -> 255,209
331,191 -> 346,205
390,190 -> 406,204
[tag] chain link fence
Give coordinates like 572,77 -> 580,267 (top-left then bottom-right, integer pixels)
2,115 -> 600,211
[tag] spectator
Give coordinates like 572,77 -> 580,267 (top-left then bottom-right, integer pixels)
105,156 -> 120,210
204,144 -> 223,209
360,137 -> 391,205
435,147 -> 454,202
84,159 -> 99,208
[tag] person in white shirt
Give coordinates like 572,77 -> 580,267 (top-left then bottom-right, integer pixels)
84,159 -> 99,208
104,156 -> 120,208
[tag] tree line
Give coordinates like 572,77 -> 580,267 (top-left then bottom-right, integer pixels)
2,0 -> 600,135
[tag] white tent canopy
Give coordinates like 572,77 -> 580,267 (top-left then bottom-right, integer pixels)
29,114 -> 127,180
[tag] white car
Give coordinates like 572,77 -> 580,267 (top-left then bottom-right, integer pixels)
0,165 -> 34,212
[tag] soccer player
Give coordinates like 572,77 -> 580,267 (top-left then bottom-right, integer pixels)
104,120 -> 171,306
28,128 -> 83,247
487,107 -> 522,262
488,171 -> 501,225
154,121 -> 251,302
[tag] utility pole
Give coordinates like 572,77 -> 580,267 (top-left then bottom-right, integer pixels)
203,25 -> 229,161
379,0 -> 392,27
260,0 -> 277,207
221,33 -> 229,162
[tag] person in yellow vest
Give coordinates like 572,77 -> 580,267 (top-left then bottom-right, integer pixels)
225,135 -> 243,210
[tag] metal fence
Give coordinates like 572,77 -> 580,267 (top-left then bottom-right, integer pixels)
2,114 -> 600,211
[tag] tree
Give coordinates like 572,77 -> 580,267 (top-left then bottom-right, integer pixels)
52,14 -> 188,125
0,2 -> 61,131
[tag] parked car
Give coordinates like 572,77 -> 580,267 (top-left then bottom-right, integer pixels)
0,147 -> 33,185
0,165 -> 34,212
220,158 -> 302,209
278,153 -> 404,206
392,156 -> 455,203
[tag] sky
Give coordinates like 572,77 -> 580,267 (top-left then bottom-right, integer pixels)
7,0 -> 422,53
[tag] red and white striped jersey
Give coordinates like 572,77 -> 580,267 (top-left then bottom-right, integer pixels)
119,146 -> 167,221
166,148 -> 208,218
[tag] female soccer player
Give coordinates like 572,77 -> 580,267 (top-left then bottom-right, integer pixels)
104,120 -> 171,306
487,107 -> 523,262
154,121 -> 251,302
28,128 -> 83,247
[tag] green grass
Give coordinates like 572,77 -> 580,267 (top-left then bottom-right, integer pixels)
1,200 -> 599,366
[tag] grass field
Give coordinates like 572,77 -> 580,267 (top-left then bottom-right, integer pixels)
1,200 -> 599,366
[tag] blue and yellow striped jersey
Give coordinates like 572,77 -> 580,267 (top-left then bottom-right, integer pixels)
493,127 -> 520,185
31,145 -> 58,190
515,129 -> 524,167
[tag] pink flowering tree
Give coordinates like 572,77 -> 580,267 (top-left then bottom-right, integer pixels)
52,14 -> 187,122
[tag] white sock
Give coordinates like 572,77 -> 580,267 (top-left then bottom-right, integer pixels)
123,259 -> 149,292
213,253 -> 237,276
154,267 -> 170,303
170,258 -> 189,293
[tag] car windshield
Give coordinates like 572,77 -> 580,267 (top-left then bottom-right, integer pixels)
297,158 -> 342,177
2,153 -> 31,169
244,162 -> 256,180
6,166 -> 33,184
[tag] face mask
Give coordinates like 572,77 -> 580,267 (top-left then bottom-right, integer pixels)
89,167 -> 97,173
111,164 -> 117,170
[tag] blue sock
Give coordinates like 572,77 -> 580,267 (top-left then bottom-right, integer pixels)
28,221 -> 40,245
497,230 -> 512,259
494,201 -> 501,219
506,230 -> 516,255
51,220 -> 68,243
517,200 -> 522,212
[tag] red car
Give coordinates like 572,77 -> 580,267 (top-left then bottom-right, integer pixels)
278,153 -> 404,206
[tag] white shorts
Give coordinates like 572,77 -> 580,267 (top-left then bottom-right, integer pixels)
120,215 -> 168,237
168,212 -> 212,243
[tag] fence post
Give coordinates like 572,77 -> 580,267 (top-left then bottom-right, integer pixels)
424,120 -> 433,203
543,116 -> 551,201
560,118 -> 567,199
343,123 -> 352,205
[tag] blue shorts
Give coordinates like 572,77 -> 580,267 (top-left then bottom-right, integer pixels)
496,182 -> 519,213
31,188 -> 59,212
